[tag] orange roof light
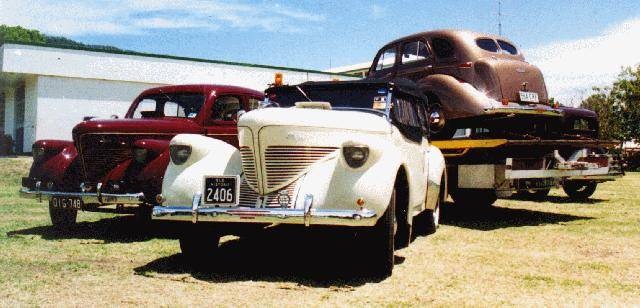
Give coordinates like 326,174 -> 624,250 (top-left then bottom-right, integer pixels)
274,73 -> 283,86
501,98 -> 510,106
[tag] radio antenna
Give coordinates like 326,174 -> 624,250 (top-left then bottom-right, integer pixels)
498,0 -> 502,35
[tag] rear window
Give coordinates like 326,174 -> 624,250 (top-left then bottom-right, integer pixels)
432,38 -> 455,58
476,38 -> 499,52
497,40 -> 518,55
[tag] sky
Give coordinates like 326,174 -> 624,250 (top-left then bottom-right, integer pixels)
2,0 -> 640,105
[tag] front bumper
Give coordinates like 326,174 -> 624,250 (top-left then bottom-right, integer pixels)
20,187 -> 145,205
152,194 -> 377,227
484,105 -> 562,117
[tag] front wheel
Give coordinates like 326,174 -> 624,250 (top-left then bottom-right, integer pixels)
562,181 -> 597,201
360,189 -> 395,277
49,201 -> 77,229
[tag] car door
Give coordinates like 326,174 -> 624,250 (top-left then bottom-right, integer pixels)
396,39 -> 434,81
368,44 -> 399,80
392,94 -> 428,210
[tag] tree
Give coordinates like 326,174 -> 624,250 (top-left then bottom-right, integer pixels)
0,24 -> 122,52
580,64 -> 640,142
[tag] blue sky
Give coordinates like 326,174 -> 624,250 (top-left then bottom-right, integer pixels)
2,0 -> 640,104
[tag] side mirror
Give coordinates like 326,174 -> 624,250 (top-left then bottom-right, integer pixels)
110,114 -> 119,119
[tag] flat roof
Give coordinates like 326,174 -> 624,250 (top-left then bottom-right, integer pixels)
0,40 -> 352,77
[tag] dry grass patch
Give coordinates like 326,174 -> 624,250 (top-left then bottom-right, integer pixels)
0,157 -> 639,306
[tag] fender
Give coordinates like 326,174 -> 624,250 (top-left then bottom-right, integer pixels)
296,139 -> 404,219
28,140 -> 79,189
418,74 -> 495,120
162,134 -> 242,205
424,144 -> 446,211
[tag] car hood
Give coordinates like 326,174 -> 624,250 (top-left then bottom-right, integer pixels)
238,107 -> 392,134
72,118 -> 203,137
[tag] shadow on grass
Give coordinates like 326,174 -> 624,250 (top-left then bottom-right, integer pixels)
508,195 -> 607,204
6,215 -> 183,243
440,201 -> 593,231
134,226 -> 408,287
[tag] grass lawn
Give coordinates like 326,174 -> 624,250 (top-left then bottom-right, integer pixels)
0,157 -> 639,306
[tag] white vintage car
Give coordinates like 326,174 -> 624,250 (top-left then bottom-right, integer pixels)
152,80 -> 446,276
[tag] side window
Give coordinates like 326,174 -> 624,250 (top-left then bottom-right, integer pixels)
247,97 -> 262,111
401,41 -> 430,64
212,95 -> 241,121
476,38 -> 499,52
374,46 -> 397,71
133,99 -> 157,118
432,38 -> 455,59
497,40 -> 518,55
163,101 -> 186,117
392,96 -> 423,142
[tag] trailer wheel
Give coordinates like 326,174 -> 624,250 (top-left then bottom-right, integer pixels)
563,181 -> 597,201
450,189 -> 497,207
515,188 -> 550,201
49,202 -> 77,229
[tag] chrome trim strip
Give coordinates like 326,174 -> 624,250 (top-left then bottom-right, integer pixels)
19,188 -> 145,205
484,106 -> 562,117
152,204 -> 377,227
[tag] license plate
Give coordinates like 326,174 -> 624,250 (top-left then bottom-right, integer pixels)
203,176 -> 240,207
519,91 -> 539,103
50,196 -> 83,209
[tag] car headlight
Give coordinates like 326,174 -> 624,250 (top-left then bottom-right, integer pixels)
170,145 -> 191,165
343,145 -> 369,168
133,148 -> 148,163
32,146 -> 46,162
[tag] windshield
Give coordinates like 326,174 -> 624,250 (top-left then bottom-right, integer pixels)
130,92 -> 205,119
266,86 -> 390,115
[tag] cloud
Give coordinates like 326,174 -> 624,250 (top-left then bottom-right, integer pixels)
525,18 -> 640,106
0,0 -> 325,36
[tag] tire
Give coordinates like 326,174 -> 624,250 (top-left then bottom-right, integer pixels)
427,102 -> 456,140
48,201 -> 77,229
413,178 -> 444,236
179,225 -> 221,265
450,189 -> 497,207
515,188 -> 550,201
394,187 -> 412,249
362,189 -> 396,277
562,181 -> 597,201
134,204 -> 153,224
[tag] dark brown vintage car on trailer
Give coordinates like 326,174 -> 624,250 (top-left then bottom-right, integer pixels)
367,29 -> 562,139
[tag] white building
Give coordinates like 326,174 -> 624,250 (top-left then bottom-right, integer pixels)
0,41 -> 354,153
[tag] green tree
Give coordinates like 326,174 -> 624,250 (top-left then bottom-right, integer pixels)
581,64 -> 640,142
0,25 -> 46,44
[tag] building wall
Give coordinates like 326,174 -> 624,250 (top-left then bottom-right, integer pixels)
3,87 -> 14,139
35,75 -> 162,143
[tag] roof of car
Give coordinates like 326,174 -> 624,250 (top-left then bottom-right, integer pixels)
140,84 -> 264,97
270,78 -> 426,100
384,29 -> 518,48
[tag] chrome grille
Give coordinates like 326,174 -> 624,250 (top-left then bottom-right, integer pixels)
239,146 -> 258,190
237,178 -> 300,208
264,146 -> 338,190
78,134 -> 169,182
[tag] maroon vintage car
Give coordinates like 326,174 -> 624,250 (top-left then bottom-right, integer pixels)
367,29 -> 562,139
21,84 -> 263,228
